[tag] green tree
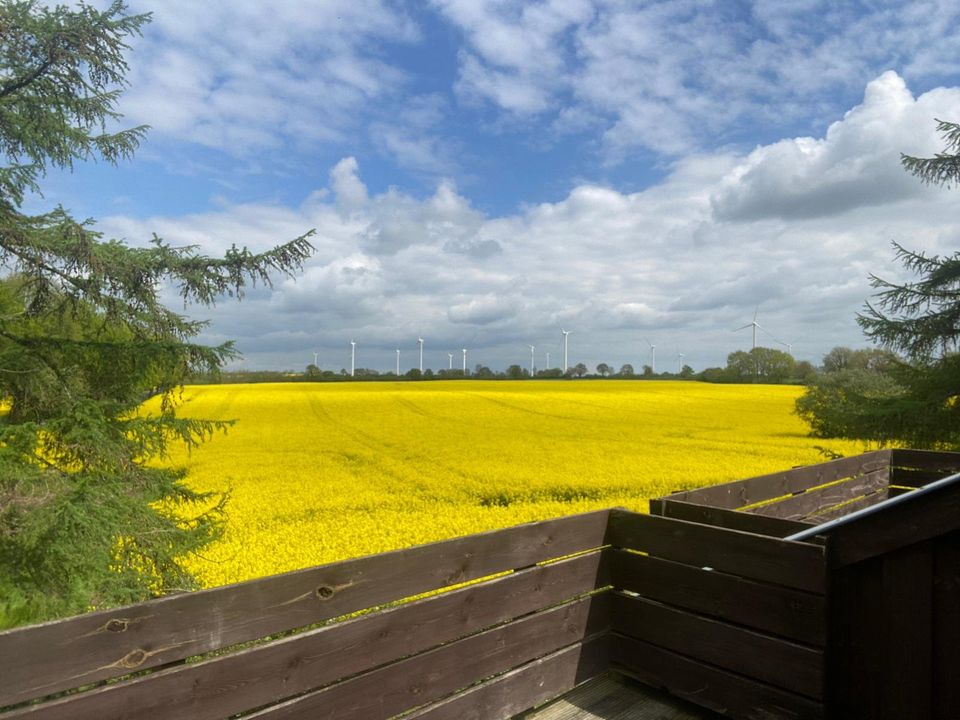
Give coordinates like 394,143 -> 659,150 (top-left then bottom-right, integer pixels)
725,347 -> 795,383
506,364 -> 525,379
572,362 -> 588,378
797,119 -> 960,448
619,363 -> 634,377
596,362 -> 611,377
0,2 -> 313,627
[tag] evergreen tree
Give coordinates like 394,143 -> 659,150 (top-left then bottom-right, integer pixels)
796,120 -> 960,449
0,1 -> 313,626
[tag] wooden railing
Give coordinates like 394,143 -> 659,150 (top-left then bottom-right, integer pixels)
2,450 -> 959,719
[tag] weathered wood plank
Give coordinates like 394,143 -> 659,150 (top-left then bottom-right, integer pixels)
750,469 -> 888,521
800,490 -> 888,524
660,451 -> 890,510
879,541 -> 933,719
933,531 -> 960,720
649,499 -> 812,537
0,509 -> 609,707
1,552 -> 605,720
608,549 -> 825,646
246,594 -> 611,719
606,510 -> 826,592
889,467 -> 956,487
611,593 -> 822,699
827,478 -> 960,567
891,448 -> 960,471
402,636 -> 609,720
825,553 -> 883,719
611,634 -> 823,720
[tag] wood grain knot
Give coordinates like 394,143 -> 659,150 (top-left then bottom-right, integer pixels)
316,585 -> 335,600
119,649 -> 147,668
106,619 -> 128,632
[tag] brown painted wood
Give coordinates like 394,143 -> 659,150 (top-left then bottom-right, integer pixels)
800,490 -> 888,523
403,636 -> 609,720
933,531 -> 960,720
1,552 -> 605,720
611,634 -> 823,720
611,593 -> 822,699
650,499 -> 812,537
889,467 -> 955,487
608,549 -> 825,646
891,448 -> 960,471
879,541 -> 933,719
606,509 -> 826,592
825,553 -> 883,719
660,451 -> 890,510
0,509 -> 609,707
246,594 -> 611,719
750,469 -> 888,521
827,478 -> 960,567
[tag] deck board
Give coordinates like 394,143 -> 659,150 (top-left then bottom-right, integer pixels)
515,673 -> 723,720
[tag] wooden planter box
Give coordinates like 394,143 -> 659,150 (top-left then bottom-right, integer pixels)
1,450 -> 958,720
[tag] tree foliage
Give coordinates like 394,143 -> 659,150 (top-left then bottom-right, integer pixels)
0,1 -> 313,627
796,119 -> 960,449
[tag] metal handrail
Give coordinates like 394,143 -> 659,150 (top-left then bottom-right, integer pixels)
784,469 -> 960,542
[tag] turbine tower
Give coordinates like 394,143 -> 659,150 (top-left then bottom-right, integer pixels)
546,351 -> 550,369
561,328 -> 570,371
677,350 -> 685,375
448,352 -> 453,370
529,345 -> 535,376
313,351 -> 319,367
396,348 -> 400,376
734,307 -> 761,350
418,334 -> 424,372
645,338 -> 656,374
462,348 -> 467,373
350,340 -> 356,377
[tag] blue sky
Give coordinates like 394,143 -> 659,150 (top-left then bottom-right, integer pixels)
43,1 -> 960,372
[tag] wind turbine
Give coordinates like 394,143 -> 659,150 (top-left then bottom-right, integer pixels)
462,348 -> 467,373
734,307 -> 761,350
448,352 -> 453,370
396,348 -> 400,376
546,351 -> 550,369
677,349 -> 685,375
528,345 -> 535,376
645,338 -> 656,374
313,351 -> 319,367
417,334 -> 424,372
561,328 -> 570,371
350,340 -> 356,377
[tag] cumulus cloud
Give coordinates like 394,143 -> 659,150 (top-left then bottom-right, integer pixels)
711,72 -> 960,221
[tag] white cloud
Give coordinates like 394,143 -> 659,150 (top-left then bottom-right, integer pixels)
99,74 -> 960,371
711,72 -> 960,220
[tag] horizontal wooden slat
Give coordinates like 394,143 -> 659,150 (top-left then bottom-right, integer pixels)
0,509 -> 609,707
1,552 -> 605,720
890,467 -> 955,487
612,593 -> 822,699
891,448 -> 960,471
611,634 -> 823,720
828,479 -> 960,567
609,549 -> 825,645
751,469 -> 888,521
660,450 -> 891,509
247,594 -> 611,719
801,490 -> 887,523
650,498 -> 812,536
401,636 -> 609,720
606,509 -> 826,592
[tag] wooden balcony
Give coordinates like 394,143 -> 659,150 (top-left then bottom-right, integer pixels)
1,449 -> 958,719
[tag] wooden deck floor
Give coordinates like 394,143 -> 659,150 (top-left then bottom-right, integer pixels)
515,673 -> 724,720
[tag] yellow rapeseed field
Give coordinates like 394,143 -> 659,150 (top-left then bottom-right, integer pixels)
157,380 -> 866,588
